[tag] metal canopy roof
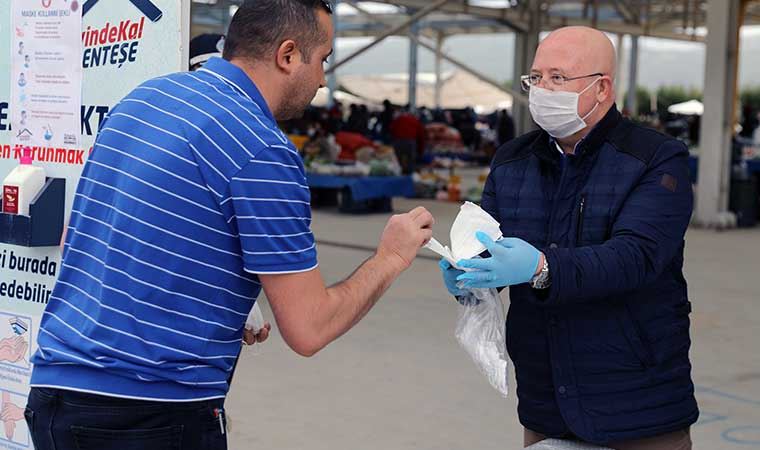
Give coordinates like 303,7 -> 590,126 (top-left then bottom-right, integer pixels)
364,0 -> 760,42
191,1 -> 760,43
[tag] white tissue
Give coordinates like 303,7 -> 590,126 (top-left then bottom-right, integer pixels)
245,303 -> 265,333
425,202 -> 502,267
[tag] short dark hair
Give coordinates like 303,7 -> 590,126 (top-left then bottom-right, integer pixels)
223,0 -> 333,63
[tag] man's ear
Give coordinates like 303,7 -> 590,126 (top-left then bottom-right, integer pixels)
598,77 -> 614,103
275,40 -> 299,74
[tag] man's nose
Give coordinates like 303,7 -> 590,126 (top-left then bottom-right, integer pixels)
535,76 -> 553,90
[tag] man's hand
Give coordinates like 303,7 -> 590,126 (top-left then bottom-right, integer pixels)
439,259 -> 467,296
242,322 -> 271,346
456,232 -> 543,289
259,206 -> 435,357
376,207 -> 434,271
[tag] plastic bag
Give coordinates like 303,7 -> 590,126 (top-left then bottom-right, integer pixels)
454,287 -> 509,397
425,201 -> 509,397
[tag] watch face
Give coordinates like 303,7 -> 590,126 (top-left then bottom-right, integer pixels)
531,260 -> 550,289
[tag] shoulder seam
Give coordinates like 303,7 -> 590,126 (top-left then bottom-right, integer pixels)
491,130 -> 543,169
606,120 -> 674,165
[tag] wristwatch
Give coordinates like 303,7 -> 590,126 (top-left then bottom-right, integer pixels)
530,256 -> 551,289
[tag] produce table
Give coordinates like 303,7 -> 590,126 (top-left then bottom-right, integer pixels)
306,173 -> 415,214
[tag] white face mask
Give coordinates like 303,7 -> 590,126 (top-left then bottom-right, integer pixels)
529,77 -> 601,139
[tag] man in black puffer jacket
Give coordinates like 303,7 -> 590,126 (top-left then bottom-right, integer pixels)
441,26 -> 697,449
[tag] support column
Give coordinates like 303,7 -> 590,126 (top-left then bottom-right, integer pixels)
434,31 -> 444,109
695,0 -> 741,227
626,35 -> 639,115
615,34 -> 625,107
512,0 -> 540,135
220,0 -> 232,32
327,0 -> 340,107
408,15 -> 420,111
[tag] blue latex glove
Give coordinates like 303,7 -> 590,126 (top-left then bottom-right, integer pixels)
439,259 -> 467,296
456,231 -> 542,289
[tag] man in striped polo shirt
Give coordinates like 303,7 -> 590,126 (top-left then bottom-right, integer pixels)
25,1 -> 434,449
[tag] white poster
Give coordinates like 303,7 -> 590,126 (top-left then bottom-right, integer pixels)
10,0 -> 82,150
0,1 -> 189,448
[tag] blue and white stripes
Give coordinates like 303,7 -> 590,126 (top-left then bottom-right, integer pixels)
30,57 -> 318,401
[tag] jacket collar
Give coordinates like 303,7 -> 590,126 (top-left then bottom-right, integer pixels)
532,104 -> 622,164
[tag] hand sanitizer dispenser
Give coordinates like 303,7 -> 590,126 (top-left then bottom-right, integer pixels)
2,147 -> 46,216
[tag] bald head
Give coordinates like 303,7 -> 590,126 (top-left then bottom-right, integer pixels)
529,27 -> 617,143
534,26 -> 616,82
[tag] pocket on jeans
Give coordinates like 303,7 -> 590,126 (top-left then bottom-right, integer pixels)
24,407 -> 43,450
71,425 -> 183,450
200,407 -> 228,450
24,406 -> 49,450
23,407 -> 34,432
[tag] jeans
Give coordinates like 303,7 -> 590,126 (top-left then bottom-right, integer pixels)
25,388 -> 227,450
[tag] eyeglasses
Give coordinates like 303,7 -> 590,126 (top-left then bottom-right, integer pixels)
319,0 -> 333,14
520,72 -> 604,92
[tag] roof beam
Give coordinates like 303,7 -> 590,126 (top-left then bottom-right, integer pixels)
348,0 -> 527,104
413,37 -> 528,105
327,0 -> 450,74
611,0 -> 638,23
368,0 -> 529,32
371,0 -> 706,41
544,15 -> 705,41
345,0 -> 438,40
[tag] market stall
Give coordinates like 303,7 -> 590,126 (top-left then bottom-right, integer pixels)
300,132 -> 415,213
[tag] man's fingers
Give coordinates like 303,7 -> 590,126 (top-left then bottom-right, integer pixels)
457,271 -> 494,283
408,206 -> 427,220
420,228 -> 433,247
456,258 -> 491,271
475,231 -> 498,251
244,322 -> 271,345
242,329 -> 256,345
413,210 -> 435,228
408,207 -> 435,227
256,327 -> 270,343
499,237 -> 520,248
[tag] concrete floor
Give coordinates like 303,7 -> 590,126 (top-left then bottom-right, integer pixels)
226,198 -> 760,449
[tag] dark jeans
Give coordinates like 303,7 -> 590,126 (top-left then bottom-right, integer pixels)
25,388 -> 227,450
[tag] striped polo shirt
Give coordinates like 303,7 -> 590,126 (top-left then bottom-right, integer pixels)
30,57 -> 318,401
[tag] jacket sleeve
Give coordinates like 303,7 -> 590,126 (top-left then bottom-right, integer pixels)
539,139 -> 693,306
480,170 -> 499,223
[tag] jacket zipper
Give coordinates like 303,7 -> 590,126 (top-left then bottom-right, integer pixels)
576,195 -> 586,244
545,158 -> 568,246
